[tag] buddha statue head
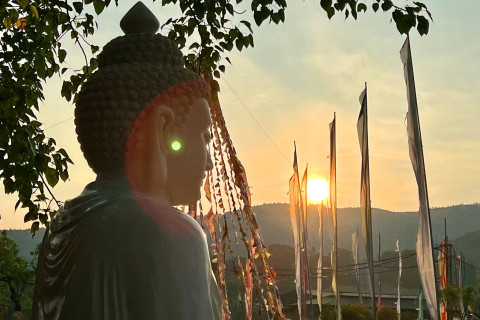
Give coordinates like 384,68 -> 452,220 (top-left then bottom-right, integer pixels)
75,2 -> 212,205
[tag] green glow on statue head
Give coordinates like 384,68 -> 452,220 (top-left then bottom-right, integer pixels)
171,140 -> 182,151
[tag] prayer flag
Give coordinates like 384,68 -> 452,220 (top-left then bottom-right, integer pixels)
438,242 -> 447,320
329,115 -> 341,320
289,145 -> 306,319
396,239 -> 402,320
357,85 -> 376,318
301,166 -> 313,319
352,230 -> 362,304
317,203 -> 324,316
401,35 -> 439,320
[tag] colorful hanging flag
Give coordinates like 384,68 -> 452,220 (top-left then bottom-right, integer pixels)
289,145 -> 306,319
352,230 -> 362,304
396,239 -> 402,320
401,35 -> 439,320
329,115 -> 341,320
357,84 -> 376,319
438,241 -> 447,320
301,166 -> 313,319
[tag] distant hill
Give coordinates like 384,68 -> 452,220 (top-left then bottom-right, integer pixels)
451,229 -> 480,269
3,203 -> 479,264
251,203 -> 480,256
4,228 -> 45,260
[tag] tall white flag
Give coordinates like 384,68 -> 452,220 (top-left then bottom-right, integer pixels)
289,146 -> 305,319
352,230 -> 362,304
357,85 -> 376,319
401,35 -> 439,320
317,203 -> 324,316
396,239 -> 402,320
329,115 -> 341,320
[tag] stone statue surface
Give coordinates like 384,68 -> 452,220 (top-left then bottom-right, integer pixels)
32,2 -> 221,319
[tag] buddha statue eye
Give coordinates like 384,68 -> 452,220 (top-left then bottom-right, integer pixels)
203,131 -> 212,144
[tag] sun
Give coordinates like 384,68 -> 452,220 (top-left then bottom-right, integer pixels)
307,178 -> 329,203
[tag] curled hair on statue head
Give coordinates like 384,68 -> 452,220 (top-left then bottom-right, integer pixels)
75,33 -> 210,177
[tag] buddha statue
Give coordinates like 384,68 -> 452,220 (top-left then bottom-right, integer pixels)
32,2 -> 222,319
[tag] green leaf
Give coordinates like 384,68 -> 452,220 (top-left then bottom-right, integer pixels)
29,5 -> 39,19
61,81 -> 72,102
45,167 -> 59,187
16,0 -> 29,9
3,17 -> 13,29
381,0 -> 393,11
58,49 -> 67,63
392,10 -> 410,34
31,221 -> 40,234
372,3 -> 379,12
417,15 -> 429,36
235,39 -> 243,51
413,2 -> 427,9
73,2 -> 83,14
60,170 -> 69,182
320,0 -> 332,11
253,10 -> 263,26
93,0 -> 106,15
90,45 -> 100,54
326,7 -> 335,19
271,12 -> 280,24
357,3 -> 367,13
240,20 -> 253,33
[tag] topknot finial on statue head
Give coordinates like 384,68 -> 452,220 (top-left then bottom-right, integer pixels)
120,1 -> 160,34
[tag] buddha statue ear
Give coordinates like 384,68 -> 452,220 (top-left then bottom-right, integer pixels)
126,104 -> 175,195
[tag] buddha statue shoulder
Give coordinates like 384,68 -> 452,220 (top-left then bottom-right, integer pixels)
32,2 -> 221,319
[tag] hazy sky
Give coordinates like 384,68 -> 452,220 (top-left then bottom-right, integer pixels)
1,0 -> 479,229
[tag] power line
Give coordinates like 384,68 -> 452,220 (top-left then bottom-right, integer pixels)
221,75 -> 292,167
44,117 -> 73,130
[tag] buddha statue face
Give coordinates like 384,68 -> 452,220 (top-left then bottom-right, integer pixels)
165,98 -> 213,205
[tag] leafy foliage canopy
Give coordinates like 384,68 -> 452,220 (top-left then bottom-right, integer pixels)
0,0 -> 431,231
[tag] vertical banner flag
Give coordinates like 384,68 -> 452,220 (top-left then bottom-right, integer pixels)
289,145 -> 306,319
457,254 -> 464,315
396,239 -> 402,320
378,232 -> 382,309
329,115 -> 341,320
301,166 -> 314,319
438,242 -> 447,320
357,84 -> 376,318
352,230 -> 362,304
317,203 -> 324,316
401,35 -> 439,320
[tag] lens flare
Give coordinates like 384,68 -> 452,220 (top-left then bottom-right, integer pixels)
171,140 -> 182,151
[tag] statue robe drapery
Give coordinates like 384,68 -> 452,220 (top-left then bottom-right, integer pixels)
33,179 -> 222,320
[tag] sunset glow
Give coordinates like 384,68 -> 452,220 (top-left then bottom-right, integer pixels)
307,178 -> 329,203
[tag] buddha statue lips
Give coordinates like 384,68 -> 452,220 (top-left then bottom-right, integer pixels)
32,2 -> 221,320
